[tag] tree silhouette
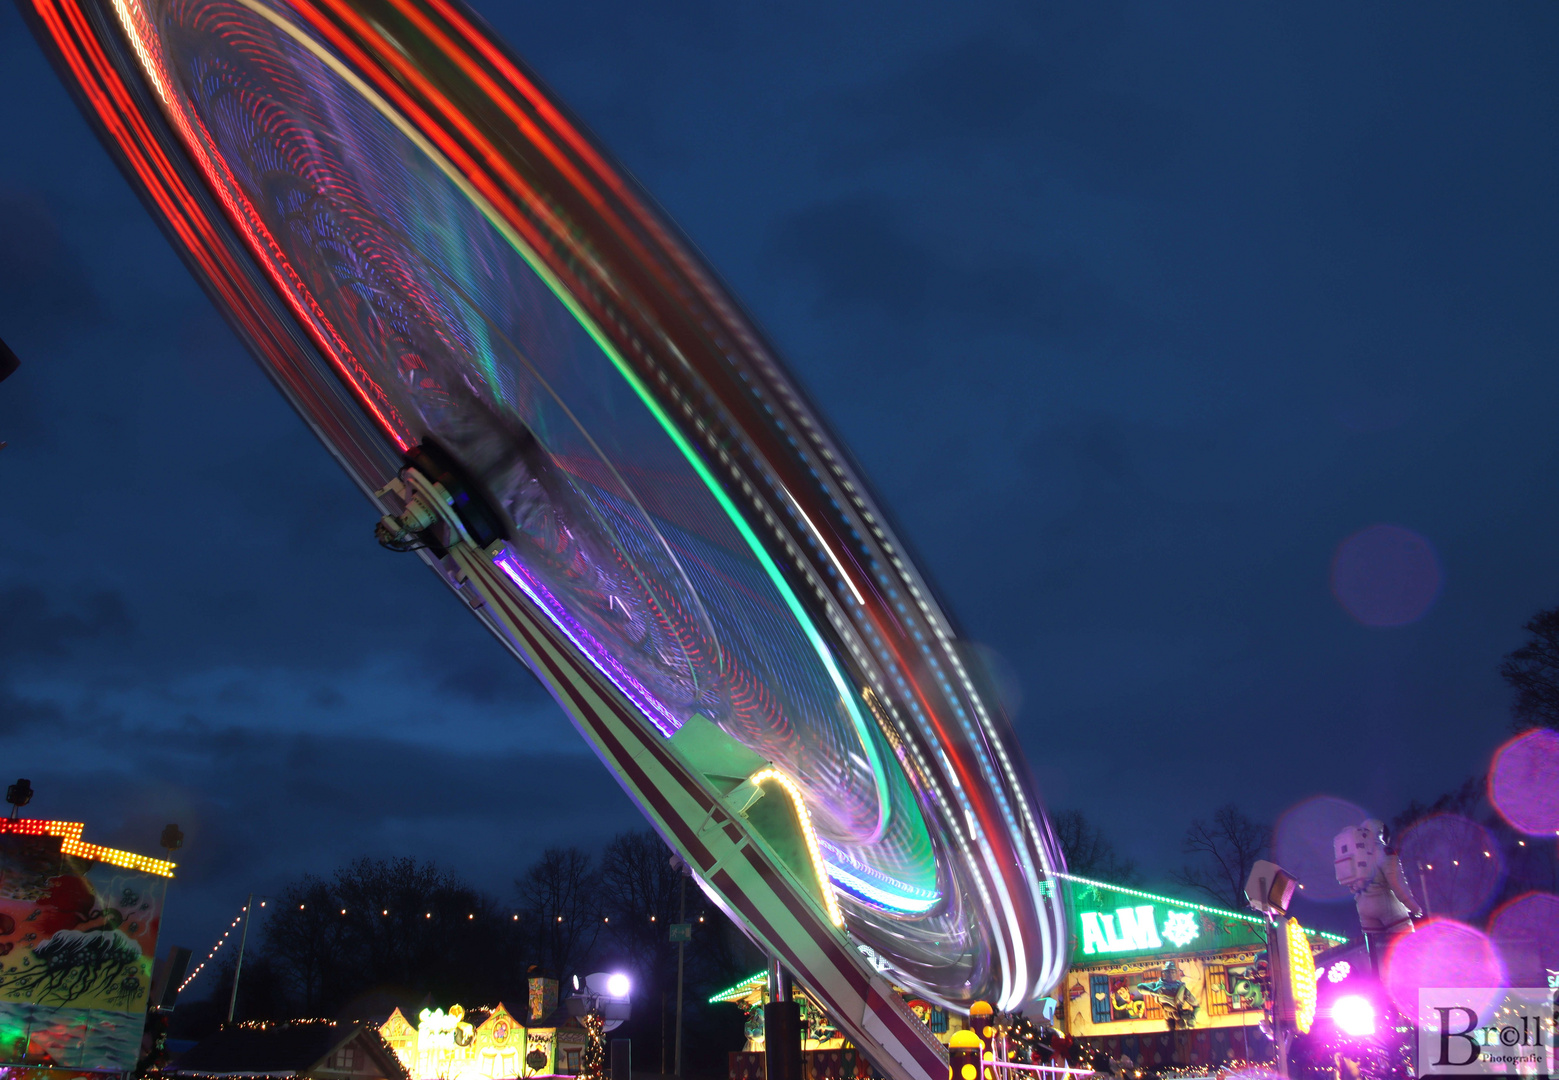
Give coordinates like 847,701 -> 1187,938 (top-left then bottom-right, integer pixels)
262,876 -> 346,1014
226,842 -> 757,1080
598,831 -> 684,981
259,857 -> 517,1017
1171,804 -> 1269,909
1500,606 -> 1559,732
514,847 -> 600,983
1051,809 -> 1140,884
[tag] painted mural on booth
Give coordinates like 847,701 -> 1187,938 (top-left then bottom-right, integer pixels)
0,833 -> 166,1072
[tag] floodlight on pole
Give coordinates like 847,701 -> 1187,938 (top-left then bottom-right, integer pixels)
1244,859 -> 1302,1078
1244,859 -> 1298,918
5,779 -> 33,820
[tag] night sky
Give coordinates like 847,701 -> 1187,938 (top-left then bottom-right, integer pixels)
2,1 -> 1558,974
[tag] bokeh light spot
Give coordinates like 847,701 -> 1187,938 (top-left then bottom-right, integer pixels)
1489,728 -> 1559,836
1383,918 -> 1505,1021
1487,892 -> 1559,989
1275,795 -> 1369,903
1330,525 -> 1442,627
1332,994 -> 1376,1037
1398,814 -> 1503,919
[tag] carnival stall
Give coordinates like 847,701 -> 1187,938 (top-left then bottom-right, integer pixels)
0,817 -> 177,1079
379,979 -> 584,1079
1058,876 -> 1343,1069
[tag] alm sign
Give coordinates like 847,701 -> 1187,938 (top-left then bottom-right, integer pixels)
1079,905 -> 1203,956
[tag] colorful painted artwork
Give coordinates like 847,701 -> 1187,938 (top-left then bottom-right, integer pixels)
0,828 -> 170,1073
1223,963 -> 1265,1012
526,978 -> 556,1024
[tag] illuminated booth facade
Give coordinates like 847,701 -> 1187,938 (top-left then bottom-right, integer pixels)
1059,877 -> 1342,1069
379,985 -> 587,1080
710,970 -> 964,1080
0,818 -> 176,1079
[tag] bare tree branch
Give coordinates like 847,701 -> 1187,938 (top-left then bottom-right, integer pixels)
1052,809 -> 1141,884
1170,804 -> 1269,910
515,847 -> 600,983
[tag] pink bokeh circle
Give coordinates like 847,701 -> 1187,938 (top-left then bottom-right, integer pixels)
1487,891 -> 1559,989
1396,813 -> 1504,918
1382,918 -> 1506,1022
1489,728 -> 1559,836
1330,524 -> 1442,627
1273,795 -> 1369,903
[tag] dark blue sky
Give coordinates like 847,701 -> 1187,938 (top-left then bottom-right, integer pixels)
2,1 -> 1558,971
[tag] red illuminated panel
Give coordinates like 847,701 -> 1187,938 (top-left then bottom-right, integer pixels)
0,818 -> 176,877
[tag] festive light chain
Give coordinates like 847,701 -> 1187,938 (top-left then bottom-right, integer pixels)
748,768 -> 846,927
298,902 -> 532,922
708,971 -> 768,1004
1052,872 -> 1348,944
181,899 -> 708,1004
178,901 -> 258,994
1148,1061 -> 1275,1079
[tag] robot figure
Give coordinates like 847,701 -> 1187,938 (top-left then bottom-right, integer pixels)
1334,819 -> 1423,938
1136,961 -> 1199,1029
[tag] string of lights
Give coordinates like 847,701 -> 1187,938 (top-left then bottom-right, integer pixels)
293,905 -> 705,923
300,905 -> 540,922
172,896 -> 711,1004
1052,872 -> 1349,944
178,899 -> 267,994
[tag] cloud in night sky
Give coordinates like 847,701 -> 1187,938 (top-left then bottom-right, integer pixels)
3,0 -> 1559,962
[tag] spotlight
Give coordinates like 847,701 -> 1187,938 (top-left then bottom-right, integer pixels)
1333,995 -> 1375,1037
606,973 -> 630,998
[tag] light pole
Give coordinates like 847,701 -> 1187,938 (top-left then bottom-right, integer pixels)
227,894 -> 268,1022
227,894 -> 253,1023
669,855 -> 692,1077
674,872 -> 686,1077
1244,860 -> 1299,1079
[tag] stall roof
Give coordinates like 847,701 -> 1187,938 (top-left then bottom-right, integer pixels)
709,971 -> 768,1004
1058,872 -> 1347,964
172,1020 -> 408,1080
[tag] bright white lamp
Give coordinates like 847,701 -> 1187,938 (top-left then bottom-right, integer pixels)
1332,995 -> 1375,1037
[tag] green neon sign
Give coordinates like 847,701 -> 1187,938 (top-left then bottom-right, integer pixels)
1080,904 -> 1202,955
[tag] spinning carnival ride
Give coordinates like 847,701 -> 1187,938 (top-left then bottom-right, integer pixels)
19,1 -> 1069,1074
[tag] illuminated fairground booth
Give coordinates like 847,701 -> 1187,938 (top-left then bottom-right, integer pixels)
1058,876 -> 1343,1069
0,818 -> 177,1079
711,970 -> 970,1080
707,874 -> 1345,1078
378,979 -> 589,1080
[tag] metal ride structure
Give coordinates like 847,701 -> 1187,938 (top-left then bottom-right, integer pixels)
19,1 -> 1071,1076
